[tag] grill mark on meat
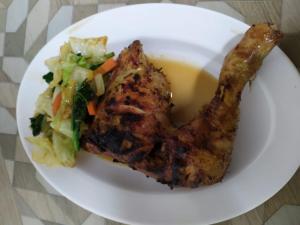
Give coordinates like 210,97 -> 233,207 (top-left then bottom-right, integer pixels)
104,108 -> 113,114
124,98 -> 144,109
128,151 -> 146,164
144,140 -> 167,176
138,91 -> 146,96
122,81 -> 139,92
133,73 -> 141,83
88,128 -> 142,155
176,146 -> 189,154
120,113 -> 143,125
107,97 -> 116,106
171,155 -> 186,187
86,132 -> 106,152
124,96 -> 131,105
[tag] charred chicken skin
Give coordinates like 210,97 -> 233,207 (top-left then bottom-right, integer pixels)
85,24 -> 283,188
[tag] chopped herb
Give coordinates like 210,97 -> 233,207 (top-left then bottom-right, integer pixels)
62,63 -> 75,85
42,72 -> 53,84
105,52 -> 115,59
89,52 -> 115,70
77,57 -> 87,67
77,80 -> 95,101
30,114 -> 45,136
71,81 -> 95,150
72,93 -> 86,150
72,121 -> 81,151
89,63 -> 101,70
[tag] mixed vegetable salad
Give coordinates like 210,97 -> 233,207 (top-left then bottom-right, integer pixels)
27,36 -> 117,167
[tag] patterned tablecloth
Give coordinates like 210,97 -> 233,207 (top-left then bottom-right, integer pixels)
0,0 -> 299,225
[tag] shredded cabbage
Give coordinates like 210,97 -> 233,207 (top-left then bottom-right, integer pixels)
50,119 -> 73,138
69,37 -> 107,63
62,62 -> 76,85
27,132 -> 76,167
94,74 -> 105,96
60,42 -> 72,60
72,66 -> 93,83
52,131 -> 76,167
35,87 -> 53,117
27,136 -> 60,166
45,56 -> 60,73
29,36 -> 112,167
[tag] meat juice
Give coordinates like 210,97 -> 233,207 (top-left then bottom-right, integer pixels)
149,57 -> 218,126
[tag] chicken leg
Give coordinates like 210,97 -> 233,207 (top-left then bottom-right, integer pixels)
84,23 -> 282,188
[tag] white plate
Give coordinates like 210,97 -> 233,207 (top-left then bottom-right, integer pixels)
17,4 -> 300,225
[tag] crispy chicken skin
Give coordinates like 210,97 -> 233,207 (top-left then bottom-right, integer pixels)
84,24 -> 283,188
85,40 -> 172,163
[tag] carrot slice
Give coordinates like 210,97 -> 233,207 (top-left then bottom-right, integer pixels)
87,101 -> 96,116
95,58 -> 117,75
52,92 -> 62,116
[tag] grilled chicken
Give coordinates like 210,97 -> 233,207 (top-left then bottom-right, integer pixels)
84,24 -> 282,188
85,41 -> 172,163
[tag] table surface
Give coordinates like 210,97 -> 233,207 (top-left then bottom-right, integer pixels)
0,0 -> 299,225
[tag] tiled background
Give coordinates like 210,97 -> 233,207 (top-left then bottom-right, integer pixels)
0,0 -> 299,225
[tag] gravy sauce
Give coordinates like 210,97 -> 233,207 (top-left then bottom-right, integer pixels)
149,57 -> 218,125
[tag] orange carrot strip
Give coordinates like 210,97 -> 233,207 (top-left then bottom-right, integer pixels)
52,92 -> 62,116
87,101 -> 96,116
95,58 -> 117,75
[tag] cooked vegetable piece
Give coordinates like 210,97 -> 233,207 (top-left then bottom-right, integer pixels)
42,72 -> 54,83
42,118 -> 52,138
61,80 -> 76,116
60,42 -> 72,60
89,52 -> 115,70
35,88 -> 53,116
28,132 -> 76,167
71,81 -> 94,150
89,64 -> 101,70
52,86 -> 61,102
94,74 -> 105,96
62,62 -> 75,85
52,131 -> 76,167
61,53 -> 99,85
67,53 -> 88,68
104,52 -> 115,59
71,94 -> 85,150
69,36 -> 107,62
76,81 -> 95,100
87,101 -> 96,116
78,56 -> 87,67
94,58 -> 117,75
72,120 -> 81,151
49,70 -> 63,88
30,114 -> 45,136
27,136 -> 60,166
50,119 -> 73,138
52,92 -> 62,116
71,67 -> 93,83
45,56 -> 60,72
29,36 -> 115,167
